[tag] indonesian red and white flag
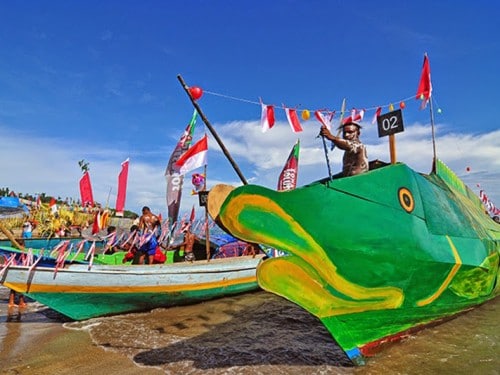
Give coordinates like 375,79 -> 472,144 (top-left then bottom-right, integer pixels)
284,107 -> 303,133
342,109 -> 365,125
314,110 -> 335,130
260,100 -> 275,132
372,107 -> 382,124
416,53 -> 432,109
49,197 -> 58,215
174,135 -> 208,175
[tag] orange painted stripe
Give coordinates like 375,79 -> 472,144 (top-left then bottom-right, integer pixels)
4,275 -> 256,294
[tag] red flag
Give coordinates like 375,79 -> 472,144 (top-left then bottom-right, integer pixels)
277,140 -> 300,191
174,135 -> 208,175
415,53 -> 432,108
284,107 -> 303,133
115,158 -> 129,217
79,171 -> 94,207
190,205 -> 196,222
260,100 -> 275,132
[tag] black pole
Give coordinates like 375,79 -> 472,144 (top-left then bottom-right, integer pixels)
177,75 -> 248,185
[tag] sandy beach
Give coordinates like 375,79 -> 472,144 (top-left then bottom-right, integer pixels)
0,288 -> 162,375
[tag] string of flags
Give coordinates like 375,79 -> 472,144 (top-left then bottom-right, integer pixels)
188,54 -> 439,134
479,189 -> 500,216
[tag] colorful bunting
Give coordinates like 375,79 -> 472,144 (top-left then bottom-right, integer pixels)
480,190 -> 500,216
180,55 -> 438,133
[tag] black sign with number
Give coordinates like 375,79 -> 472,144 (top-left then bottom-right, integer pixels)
198,191 -> 209,207
377,109 -> 404,137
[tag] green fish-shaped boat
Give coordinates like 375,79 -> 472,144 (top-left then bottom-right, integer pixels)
209,159 -> 499,365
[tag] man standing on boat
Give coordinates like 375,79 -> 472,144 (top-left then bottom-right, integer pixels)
319,121 -> 368,177
139,206 -> 159,230
169,222 -> 197,262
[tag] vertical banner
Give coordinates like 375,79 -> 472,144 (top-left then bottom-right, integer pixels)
79,171 -> 94,207
115,158 -> 129,217
165,109 -> 197,223
277,140 -> 300,191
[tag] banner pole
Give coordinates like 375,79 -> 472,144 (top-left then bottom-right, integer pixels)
177,75 -> 248,185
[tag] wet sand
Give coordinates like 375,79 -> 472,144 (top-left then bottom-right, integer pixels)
0,289 -> 162,375
1,287 -> 498,375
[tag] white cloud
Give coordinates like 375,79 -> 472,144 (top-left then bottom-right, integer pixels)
1,121 -> 499,219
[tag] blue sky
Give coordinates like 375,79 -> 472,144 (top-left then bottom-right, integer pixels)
0,1 -> 499,218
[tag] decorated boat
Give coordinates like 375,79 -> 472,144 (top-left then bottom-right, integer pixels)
0,253 -> 265,320
207,159 -> 499,365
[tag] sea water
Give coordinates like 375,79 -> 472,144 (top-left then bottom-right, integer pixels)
1,288 -> 498,374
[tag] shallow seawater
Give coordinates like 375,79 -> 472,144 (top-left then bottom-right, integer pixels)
1,286 -> 499,374
65,292 -> 499,375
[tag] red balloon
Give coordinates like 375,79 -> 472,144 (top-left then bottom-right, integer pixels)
399,101 -> 406,109
189,86 -> 203,100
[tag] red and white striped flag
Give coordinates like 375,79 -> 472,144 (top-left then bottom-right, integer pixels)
342,109 -> 365,125
49,197 -> 58,215
284,107 -> 303,133
260,100 -> 275,132
372,107 -> 382,124
314,110 -> 335,130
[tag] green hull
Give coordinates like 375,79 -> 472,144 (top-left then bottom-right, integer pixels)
21,284 -> 257,320
2,255 -> 264,320
213,160 -> 499,364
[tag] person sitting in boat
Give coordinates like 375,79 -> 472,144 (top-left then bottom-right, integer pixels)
319,121 -> 368,177
104,225 -> 118,254
122,225 -> 140,263
22,220 -> 33,239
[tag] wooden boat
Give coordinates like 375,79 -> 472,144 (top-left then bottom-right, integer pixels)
0,254 -> 265,320
207,159 -> 499,365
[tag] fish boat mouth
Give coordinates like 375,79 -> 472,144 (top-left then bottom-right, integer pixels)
208,183 -> 405,320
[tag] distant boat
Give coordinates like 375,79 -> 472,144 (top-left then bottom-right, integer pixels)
208,159 -> 500,365
1,254 -> 265,320
0,196 -> 28,216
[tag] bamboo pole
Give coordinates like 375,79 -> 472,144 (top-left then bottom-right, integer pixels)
429,97 -> 437,172
389,134 -> 397,164
0,221 -> 25,250
177,75 -> 248,185
203,164 -> 210,262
